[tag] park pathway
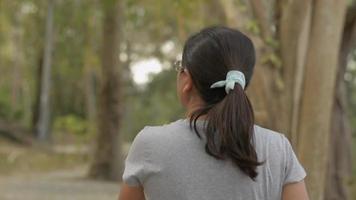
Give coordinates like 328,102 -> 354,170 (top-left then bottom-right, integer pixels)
0,166 -> 120,200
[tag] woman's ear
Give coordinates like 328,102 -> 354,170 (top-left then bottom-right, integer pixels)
181,70 -> 193,94
177,70 -> 194,107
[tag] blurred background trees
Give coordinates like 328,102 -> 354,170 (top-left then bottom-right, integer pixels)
0,0 -> 355,199
89,0 -> 123,180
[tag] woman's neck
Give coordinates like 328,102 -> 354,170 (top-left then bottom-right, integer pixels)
184,102 -> 207,120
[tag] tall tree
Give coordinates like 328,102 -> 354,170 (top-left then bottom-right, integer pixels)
325,3 -> 356,200
36,0 -> 54,141
296,1 -> 347,199
82,0 -> 100,135
89,0 -> 123,180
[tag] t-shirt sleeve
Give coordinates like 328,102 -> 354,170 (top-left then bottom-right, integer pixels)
282,135 -> 307,185
122,127 -> 151,186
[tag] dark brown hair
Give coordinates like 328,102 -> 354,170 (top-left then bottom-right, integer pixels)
182,26 -> 263,180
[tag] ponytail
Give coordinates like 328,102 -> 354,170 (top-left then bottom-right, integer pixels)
182,26 -> 262,180
189,85 -> 262,180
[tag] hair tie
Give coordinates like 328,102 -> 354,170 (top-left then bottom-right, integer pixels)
210,70 -> 246,94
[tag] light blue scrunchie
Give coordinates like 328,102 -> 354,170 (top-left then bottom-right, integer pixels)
210,70 -> 246,94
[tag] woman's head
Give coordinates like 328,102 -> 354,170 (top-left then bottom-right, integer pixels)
180,26 -> 255,103
176,26 -> 262,180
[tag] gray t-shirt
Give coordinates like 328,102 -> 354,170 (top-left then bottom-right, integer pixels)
122,119 -> 306,200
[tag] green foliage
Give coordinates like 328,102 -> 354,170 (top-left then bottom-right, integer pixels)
265,36 -> 280,49
53,115 -> 88,136
261,52 -> 282,69
245,19 -> 260,35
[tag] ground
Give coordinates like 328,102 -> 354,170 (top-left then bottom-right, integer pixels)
0,166 -> 119,200
0,139 -> 121,200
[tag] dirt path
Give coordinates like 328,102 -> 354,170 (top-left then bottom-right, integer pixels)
0,166 -> 120,200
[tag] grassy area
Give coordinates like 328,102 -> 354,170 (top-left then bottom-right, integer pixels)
0,139 -> 89,176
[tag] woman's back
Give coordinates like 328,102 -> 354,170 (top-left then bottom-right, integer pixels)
123,119 -> 306,200
119,26 -> 308,200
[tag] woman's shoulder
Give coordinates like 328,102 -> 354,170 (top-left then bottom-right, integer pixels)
132,119 -> 189,148
136,119 -> 186,138
253,124 -> 306,185
254,124 -> 283,137
253,124 -> 291,151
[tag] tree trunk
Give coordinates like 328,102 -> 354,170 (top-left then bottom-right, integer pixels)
36,0 -> 54,141
84,68 -> 98,133
89,0 -> 123,181
32,53 -> 43,135
11,12 -> 23,118
83,8 -> 99,135
325,3 -> 356,200
297,0 -> 347,199
277,0 -> 312,143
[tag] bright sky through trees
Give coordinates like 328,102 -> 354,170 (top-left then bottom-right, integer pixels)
131,58 -> 163,85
